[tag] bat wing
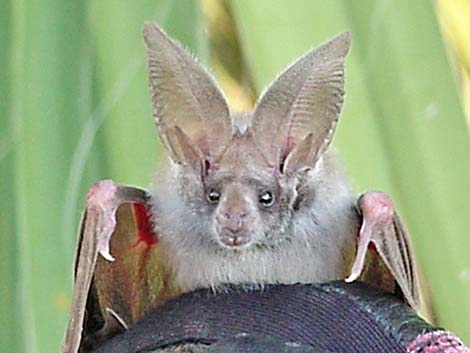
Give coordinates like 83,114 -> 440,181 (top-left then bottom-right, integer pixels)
62,180 -> 180,353
346,191 -> 419,311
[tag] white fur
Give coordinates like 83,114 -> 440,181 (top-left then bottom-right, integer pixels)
150,153 -> 357,292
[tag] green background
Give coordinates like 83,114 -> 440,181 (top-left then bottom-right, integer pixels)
1,0 -> 469,351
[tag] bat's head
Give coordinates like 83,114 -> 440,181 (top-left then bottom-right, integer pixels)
194,127 -> 295,250
144,22 -> 351,253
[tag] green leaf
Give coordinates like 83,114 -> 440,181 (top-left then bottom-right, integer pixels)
231,0 -> 470,342
0,2 -> 23,352
10,1 -> 97,351
3,1 -> 206,352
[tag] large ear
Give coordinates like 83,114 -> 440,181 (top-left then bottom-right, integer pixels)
251,32 -> 351,175
143,22 -> 233,164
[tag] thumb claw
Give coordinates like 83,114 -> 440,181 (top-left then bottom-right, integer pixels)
99,248 -> 115,262
345,272 -> 359,283
98,237 -> 115,261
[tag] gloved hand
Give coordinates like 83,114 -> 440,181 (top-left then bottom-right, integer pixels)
91,281 -> 469,353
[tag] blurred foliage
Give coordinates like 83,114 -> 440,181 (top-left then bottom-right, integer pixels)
0,0 -> 469,352
1,1 -> 205,352
437,0 -> 470,125
203,0 -> 255,110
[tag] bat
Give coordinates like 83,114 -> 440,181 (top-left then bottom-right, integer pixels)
62,22 -> 419,353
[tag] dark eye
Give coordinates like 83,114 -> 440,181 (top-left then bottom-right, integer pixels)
259,191 -> 275,207
207,189 -> 221,204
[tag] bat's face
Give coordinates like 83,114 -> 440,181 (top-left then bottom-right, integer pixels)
193,130 -> 297,251
153,125 -> 299,254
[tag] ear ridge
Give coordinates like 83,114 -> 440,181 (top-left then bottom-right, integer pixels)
166,126 -> 203,168
251,31 -> 351,171
283,133 -> 314,175
143,21 -> 233,161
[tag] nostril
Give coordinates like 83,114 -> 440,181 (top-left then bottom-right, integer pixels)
218,210 -> 248,232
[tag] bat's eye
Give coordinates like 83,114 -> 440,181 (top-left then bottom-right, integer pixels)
259,191 -> 274,208
207,189 -> 221,204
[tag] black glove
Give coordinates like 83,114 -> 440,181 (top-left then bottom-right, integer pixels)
91,281 -> 469,353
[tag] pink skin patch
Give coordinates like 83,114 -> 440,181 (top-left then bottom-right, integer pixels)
359,191 -> 394,226
86,180 -> 119,206
86,180 -> 120,261
407,331 -> 470,353
346,191 -> 395,282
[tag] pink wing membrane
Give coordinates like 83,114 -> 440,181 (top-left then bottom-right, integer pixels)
63,180 -> 179,353
346,191 -> 419,310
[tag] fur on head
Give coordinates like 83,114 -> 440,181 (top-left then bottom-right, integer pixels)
144,22 -> 357,291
